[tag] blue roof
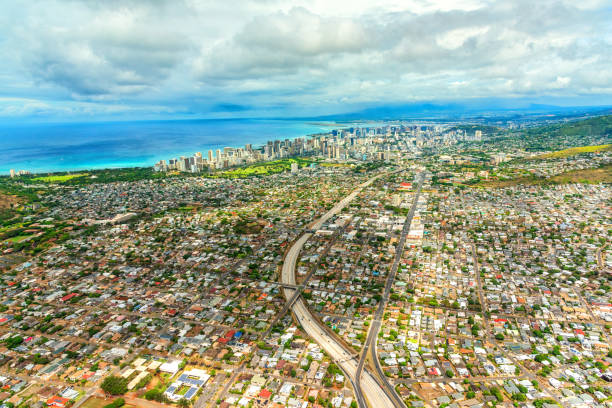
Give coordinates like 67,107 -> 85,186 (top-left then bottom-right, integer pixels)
184,388 -> 197,400
177,375 -> 204,387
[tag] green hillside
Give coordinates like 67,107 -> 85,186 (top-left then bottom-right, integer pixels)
521,115 -> 612,151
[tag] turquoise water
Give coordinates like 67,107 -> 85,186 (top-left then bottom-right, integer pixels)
0,119 -> 341,174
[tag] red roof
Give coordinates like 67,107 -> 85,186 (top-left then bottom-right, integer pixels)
225,330 -> 236,338
47,396 -> 69,407
259,389 -> 272,399
61,293 -> 78,302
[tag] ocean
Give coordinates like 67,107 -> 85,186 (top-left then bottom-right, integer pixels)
0,119 -> 343,175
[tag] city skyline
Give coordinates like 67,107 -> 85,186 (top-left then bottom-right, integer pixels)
0,113 -> 610,408
0,2 -> 610,407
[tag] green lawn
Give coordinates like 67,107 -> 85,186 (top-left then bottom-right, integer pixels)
176,385 -> 190,395
211,158 -> 315,178
5,234 -> 34,243
80,397 -> 136,408
32,173 -> 89,183
536,144 -> 611,159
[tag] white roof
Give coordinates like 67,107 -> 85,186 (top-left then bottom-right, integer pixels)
159,360 -> 180,374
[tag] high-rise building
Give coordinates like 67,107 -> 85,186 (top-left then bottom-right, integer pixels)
9,169 -> 15,178
291,162 -> 299,173
207,150 -> 213,162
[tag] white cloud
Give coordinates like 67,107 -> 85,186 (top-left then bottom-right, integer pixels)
0,0 -> 610,117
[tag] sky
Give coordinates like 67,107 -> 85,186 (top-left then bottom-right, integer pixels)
0,0 -> 611,121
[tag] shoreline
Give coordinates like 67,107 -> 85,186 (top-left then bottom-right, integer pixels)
0,121 -> 366,176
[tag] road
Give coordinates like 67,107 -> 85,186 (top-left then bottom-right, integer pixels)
281,172 -> 397,408
262,215 -> 353,339
355,172 -> 424,408
359,173 -> 424,407
596,244 -> 607,271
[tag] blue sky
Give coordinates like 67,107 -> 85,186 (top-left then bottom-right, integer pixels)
0,0 -> 611,121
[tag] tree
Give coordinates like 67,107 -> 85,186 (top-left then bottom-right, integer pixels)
534,354 -> 548,363
4,336 -> 23,350
144,388 -> 167,402
177,399 -> 191,408
490,387 -> 503,402
101,376 -> 129,395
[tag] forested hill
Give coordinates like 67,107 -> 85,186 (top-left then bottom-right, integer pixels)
520,115 -> 612,151
481,114 -> 612,152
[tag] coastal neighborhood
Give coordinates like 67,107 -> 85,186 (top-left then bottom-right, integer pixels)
1,0 -> 611,406
0,116 -> 610,408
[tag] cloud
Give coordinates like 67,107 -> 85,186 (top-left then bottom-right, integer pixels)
192,0 -> 612,102
194,7 -> 374,82
0,0 -> 610,118
13,2 -> 188,96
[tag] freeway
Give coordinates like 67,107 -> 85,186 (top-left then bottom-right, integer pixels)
263,215 -> 353,339
355,172 -> 425,408
281,172 -> 396,408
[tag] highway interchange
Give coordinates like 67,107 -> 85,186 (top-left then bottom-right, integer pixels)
280,171 -> 419,408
